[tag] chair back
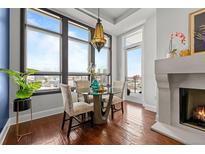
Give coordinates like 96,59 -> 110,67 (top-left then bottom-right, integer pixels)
76,80 -> 90,93
60,84 -> 74,115
113,80 -> 125,98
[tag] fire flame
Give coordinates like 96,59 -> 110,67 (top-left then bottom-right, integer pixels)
193,106 -> 205,122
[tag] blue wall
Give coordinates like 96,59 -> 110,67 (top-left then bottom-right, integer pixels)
0,9 -> 9,133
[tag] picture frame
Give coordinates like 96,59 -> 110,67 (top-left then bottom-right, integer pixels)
190,8 -> 205,54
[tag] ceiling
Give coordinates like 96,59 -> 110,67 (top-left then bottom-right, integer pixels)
83,8 -> 140,24
53,8 -> 156,36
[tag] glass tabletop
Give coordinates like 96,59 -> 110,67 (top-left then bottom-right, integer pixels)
81,88 -> 121,96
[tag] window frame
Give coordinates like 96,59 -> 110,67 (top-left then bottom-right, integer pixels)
21,8 -> 112,95
21,8 -> 63,95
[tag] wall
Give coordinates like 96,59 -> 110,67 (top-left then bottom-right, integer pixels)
9,8 -> 117,119
0,9 -> 9,132
143,11 -> 157,111
156,8 -> 198,59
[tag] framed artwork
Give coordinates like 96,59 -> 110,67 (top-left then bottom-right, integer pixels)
190,9 -> 205,54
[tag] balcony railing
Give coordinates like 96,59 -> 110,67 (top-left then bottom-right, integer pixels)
127,75 -> 142,94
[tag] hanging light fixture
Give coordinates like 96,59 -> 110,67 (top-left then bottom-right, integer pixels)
91,8 -> 106,52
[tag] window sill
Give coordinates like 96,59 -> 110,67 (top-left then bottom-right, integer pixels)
33,89 -> 61,96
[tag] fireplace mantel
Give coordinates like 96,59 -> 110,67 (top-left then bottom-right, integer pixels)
156,54 -> 205,74
152,54 -> 205,144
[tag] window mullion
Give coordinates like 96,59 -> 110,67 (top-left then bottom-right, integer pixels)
62,17 -> 68,84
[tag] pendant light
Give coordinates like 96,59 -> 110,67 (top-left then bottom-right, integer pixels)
91,8 -> 106,52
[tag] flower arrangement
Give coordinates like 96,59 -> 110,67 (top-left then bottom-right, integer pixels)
88,63 -> 96,80
169,32 -> 186,54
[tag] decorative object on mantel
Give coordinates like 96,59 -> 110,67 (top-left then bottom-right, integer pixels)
190,9 -> 205,54
0,68 -> 42,142
91,8 -> 107,52
166,32 -> 186,58
179,49 -> 191,57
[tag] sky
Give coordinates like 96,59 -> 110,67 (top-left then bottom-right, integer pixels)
127,48 -> 141,77
26,9 -> 141,76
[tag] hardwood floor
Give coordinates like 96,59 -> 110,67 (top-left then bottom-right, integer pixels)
3,102 -> 181,145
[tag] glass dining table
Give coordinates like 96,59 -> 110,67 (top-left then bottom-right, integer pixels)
82,88 -> 121,124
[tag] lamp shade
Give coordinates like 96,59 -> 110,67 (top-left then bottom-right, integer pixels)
91,19 -> 106,52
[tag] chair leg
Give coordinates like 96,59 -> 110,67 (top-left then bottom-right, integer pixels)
111,105 -> 114,119
67,116 -> 73,137
61,111 -> 66,130
121,102 -> 124,114
90,112 -> 94,127
82,113 -> 86,128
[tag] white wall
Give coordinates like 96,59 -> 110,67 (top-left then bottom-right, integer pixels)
143,11 -> 157,111
156,8 -> 198,59
9,8 -> 117,119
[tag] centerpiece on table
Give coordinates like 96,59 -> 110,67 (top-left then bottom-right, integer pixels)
167,32 -> 190,58
88,63 -> 99,94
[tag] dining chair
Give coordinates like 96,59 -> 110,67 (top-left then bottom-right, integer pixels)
75,80 -> 93,103
105,80 -> 125,119
60,84 -> 94,137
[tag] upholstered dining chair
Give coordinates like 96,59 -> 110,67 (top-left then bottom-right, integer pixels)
60,84 -> 94,137
105,80 -> 125,119
75,80 -> 93,103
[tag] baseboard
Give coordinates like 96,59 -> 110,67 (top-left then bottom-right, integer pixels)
124,96 -> 144,104
0,119 -> 10,145
9,106 -> 64,126
143,104 -> 156,112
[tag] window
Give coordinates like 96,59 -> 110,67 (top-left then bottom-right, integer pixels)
127,48 -> 142,93
125,29 -> 143,94
95,34 -> 111,86
68,23 -> 90,73
125,29 -> 142,48
68,22 -> 89,41
25,8 -> 61,92
26,8 -> 61,33
26,28 -> 60,72
22,8 -> 112,94
67,23 -> 91,89
95,48 -> 109,74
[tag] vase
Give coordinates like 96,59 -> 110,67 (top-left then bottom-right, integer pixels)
166,52 -> 177,58
91,79 -> 99,93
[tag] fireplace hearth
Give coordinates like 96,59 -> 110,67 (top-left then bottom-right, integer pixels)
180,88 -> 205,131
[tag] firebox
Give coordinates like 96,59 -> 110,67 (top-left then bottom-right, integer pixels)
180,88 -> 205,131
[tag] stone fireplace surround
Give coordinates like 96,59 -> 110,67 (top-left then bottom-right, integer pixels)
151,54 -> 205,144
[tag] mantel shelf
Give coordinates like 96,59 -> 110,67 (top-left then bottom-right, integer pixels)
155,54 -> 205,74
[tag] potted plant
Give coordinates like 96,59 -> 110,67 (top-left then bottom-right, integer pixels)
0,68 -> 42,112
167,32 -> 186,58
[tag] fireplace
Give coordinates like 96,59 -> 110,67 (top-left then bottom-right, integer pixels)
180,88 -> 205,131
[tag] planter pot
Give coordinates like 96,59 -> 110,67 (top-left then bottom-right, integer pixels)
13,98 -> 31,112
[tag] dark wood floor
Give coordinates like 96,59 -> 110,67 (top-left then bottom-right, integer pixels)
3,102 -> 181,145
